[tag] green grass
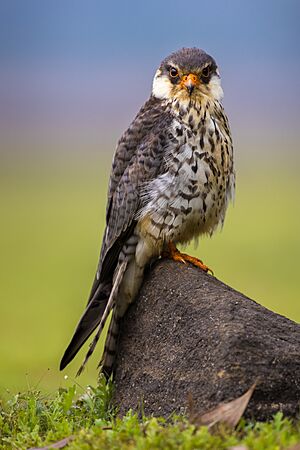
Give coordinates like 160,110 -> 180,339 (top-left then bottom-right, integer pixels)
0,144 -> 299,393
1,383 -> 300,449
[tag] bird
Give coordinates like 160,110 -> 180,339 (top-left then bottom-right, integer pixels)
60,47 -> 235,380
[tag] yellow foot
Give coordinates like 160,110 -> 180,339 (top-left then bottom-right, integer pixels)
163,242 -> 214,275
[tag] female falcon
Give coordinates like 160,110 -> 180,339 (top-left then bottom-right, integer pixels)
60,47 -> 235,379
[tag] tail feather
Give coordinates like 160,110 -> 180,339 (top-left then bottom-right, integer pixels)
98,311 -> 120,380
76,261 -> 127,376
99,256 -> 146,380
60,280 -> 111,371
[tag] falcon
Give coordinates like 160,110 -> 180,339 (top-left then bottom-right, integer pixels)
60,47 -> 235,379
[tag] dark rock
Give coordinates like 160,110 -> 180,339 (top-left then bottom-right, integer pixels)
113,259 -> 300,420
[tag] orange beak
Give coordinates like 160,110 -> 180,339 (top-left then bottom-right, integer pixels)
181,73 -> 199,95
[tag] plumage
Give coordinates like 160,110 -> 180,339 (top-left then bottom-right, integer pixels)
60,47 -> 235,379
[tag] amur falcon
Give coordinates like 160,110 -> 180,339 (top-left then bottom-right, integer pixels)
60,47 -> 235,379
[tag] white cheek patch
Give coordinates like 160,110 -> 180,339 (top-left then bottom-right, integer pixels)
208,74 -> 224,101
152,70 -> 173,100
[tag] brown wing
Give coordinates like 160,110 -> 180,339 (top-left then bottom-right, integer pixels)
87,96 -> 170,302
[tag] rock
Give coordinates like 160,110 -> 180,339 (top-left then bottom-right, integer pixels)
113,259 -> 300,420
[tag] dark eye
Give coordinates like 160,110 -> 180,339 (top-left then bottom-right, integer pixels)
169,67 -> 179,78
202,66 -> 210,78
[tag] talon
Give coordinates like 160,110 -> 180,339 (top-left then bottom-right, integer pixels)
163,242 -> 214,275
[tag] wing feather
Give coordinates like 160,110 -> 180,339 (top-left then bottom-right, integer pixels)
87,97 -> 170,301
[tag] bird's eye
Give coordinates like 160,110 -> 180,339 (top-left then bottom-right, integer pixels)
202,66 -> 210,78
169,67 -> 179,78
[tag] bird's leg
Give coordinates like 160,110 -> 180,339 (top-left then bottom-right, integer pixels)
163,242 -> 213,274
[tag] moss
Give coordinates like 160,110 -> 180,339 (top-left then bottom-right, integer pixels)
1,382 -> 299,449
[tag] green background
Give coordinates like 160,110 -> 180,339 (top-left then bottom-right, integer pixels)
1,139 -> 299,395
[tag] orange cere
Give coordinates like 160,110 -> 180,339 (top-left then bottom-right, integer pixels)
180,73 -> 200,90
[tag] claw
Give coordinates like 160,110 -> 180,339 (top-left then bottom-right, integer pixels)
164,242 -> 214,275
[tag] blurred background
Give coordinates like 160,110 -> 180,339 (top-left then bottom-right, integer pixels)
0,0 -> 299,395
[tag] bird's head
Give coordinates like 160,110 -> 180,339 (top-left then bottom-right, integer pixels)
152,47 -> 223,105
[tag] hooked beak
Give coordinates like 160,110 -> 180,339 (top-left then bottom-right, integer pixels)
181,73 -> 199,95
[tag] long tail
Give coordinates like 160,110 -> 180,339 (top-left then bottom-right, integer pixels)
60,280 -> 111,371
76,261 -> 128,376
98,249 -> 147,379
61,233 -> 151,378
